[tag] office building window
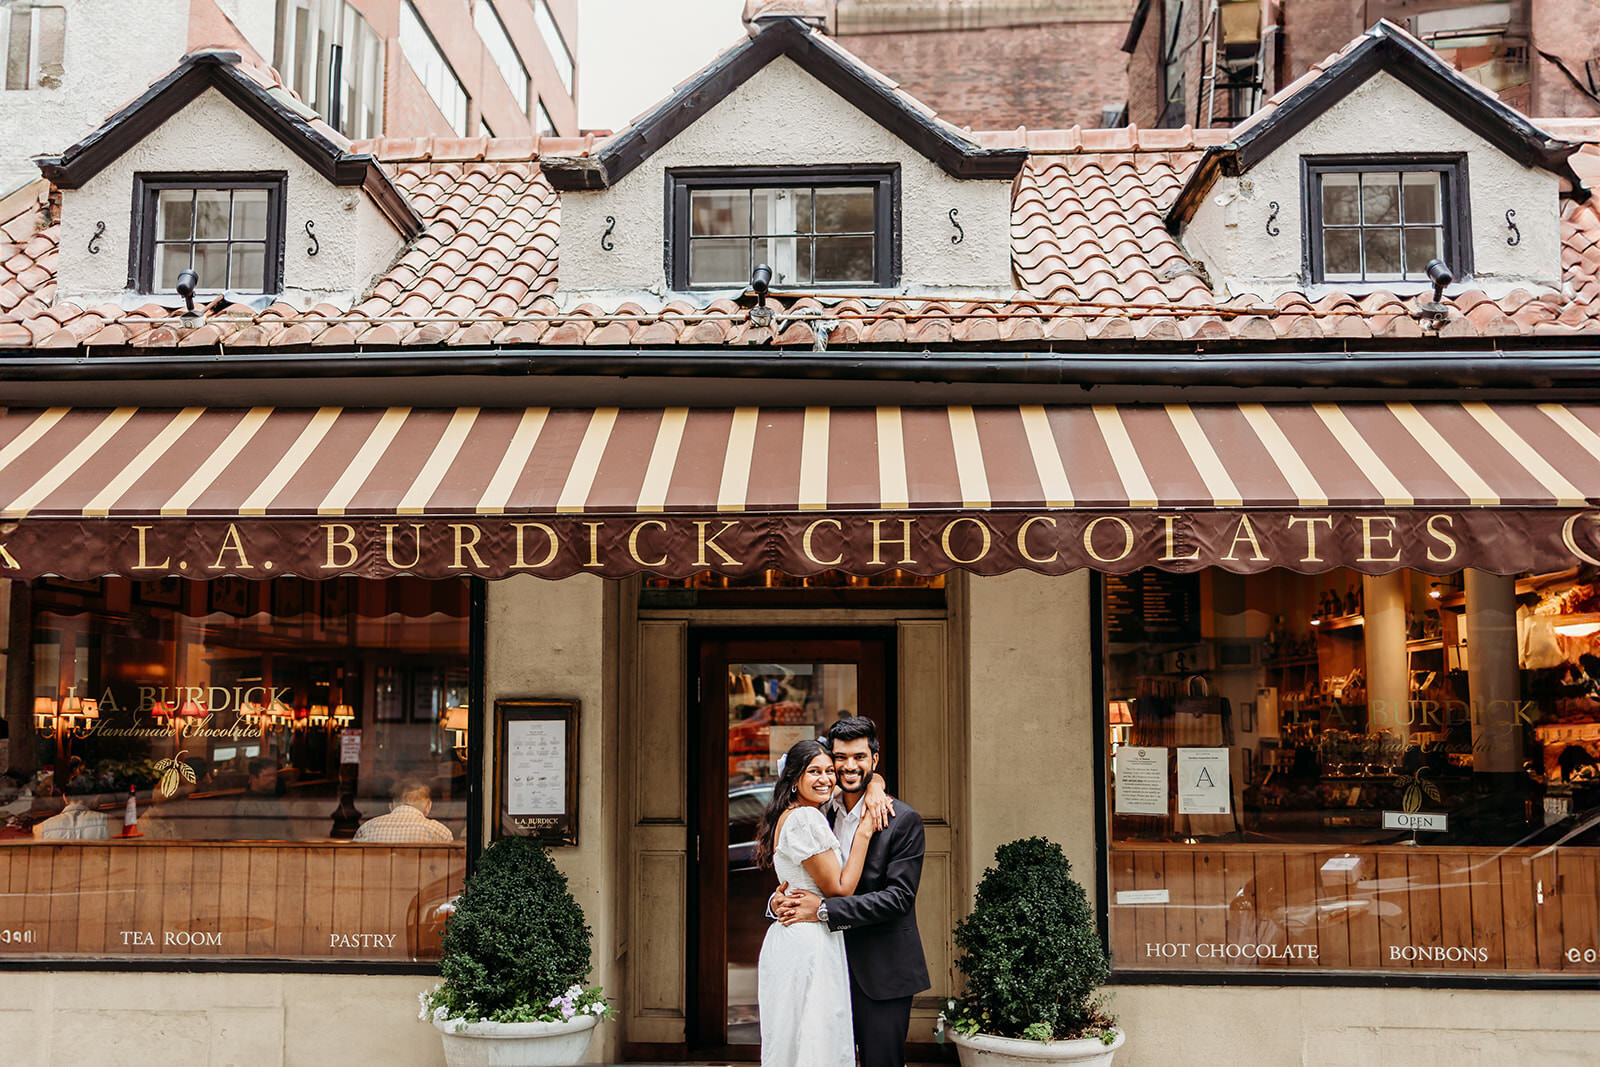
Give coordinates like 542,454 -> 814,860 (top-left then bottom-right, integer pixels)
398,0 -> 469,136
474,0 -> 529,114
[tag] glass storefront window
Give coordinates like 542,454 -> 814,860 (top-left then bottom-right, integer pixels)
1104,567 -> 1600,977
0,577 -> 470,961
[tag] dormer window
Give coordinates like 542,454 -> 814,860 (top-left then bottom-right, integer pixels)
133,174 -> 286,295
667,167 -> 899,290
1304,155 -> 1469,284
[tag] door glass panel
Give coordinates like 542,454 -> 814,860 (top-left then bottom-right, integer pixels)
725,660 -> 858,1046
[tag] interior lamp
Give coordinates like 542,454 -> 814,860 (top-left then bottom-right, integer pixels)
443,705 -> 469,755
33,696 -> 57,729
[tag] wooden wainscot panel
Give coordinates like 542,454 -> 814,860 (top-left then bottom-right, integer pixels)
0,842 -> 464,960
897,620 -> 950,825
1108,844 -> 1600,975
914,843 -> 955,997
629,848 -> 688,1043
635,621 -> 688,825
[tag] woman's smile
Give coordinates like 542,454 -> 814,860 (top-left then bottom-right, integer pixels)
797,752 -> 836,805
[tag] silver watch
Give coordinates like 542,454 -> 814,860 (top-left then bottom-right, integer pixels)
816,902 -> 829,924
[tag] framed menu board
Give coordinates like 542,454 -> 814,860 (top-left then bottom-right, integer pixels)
494,699 -> 580,845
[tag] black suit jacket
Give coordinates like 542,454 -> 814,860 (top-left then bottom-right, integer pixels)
823,802 -> 930,1000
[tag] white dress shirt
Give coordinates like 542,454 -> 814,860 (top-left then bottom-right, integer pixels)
831,792 -> 866,862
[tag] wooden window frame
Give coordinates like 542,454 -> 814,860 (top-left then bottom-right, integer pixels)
1301,153 -> 1472,285
129,172 -> 288,296
665,165 -> 901,292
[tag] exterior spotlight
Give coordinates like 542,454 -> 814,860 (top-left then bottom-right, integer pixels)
1415,259 -> 1454,327
175,269 -> 199,313
1426,259 -> 1453,303
748,263 -> 774,326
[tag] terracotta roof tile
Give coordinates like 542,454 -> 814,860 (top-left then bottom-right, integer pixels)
4,126 -> 1600,350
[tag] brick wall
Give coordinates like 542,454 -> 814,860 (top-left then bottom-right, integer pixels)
1282,0 -> 1364,82
1125,7 -> 1162,128
835,20 -> 1131,129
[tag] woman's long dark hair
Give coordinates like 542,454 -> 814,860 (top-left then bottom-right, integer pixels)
755,738 -> 831,870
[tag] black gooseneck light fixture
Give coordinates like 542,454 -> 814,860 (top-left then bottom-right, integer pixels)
748,262 -> 774,326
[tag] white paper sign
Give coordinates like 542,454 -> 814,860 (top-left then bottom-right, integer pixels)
1177,747 -> 1231,814
1116,889 -> 1171,904
339,730 -> 361,765
1114,746 -> 1169,815
506,719 -> 566,816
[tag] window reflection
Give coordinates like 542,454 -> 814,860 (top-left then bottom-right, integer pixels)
4,577 -> 469,845
1105,567 -> 1600,976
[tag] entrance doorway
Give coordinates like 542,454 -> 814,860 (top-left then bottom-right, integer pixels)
688,633 -> 894,1054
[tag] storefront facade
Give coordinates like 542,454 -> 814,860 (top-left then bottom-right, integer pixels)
2,15 -> 1599,1064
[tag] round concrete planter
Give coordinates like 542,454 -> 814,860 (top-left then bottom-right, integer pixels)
951,1028 -> 1126,1067
432,1014 -> 597,1066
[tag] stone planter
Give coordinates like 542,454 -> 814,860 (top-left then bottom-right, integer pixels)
432,1014 -> 597,1066
952,1028 -> 1125,1067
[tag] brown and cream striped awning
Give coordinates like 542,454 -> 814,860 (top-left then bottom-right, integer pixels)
0,402 -> 1598,579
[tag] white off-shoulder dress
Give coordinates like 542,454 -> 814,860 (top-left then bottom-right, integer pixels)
757,804 -> 855,1067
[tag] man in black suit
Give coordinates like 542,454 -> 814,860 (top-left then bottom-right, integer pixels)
775,716 -> 929,1067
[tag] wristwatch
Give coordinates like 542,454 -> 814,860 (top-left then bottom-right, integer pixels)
816,902 -> 829,925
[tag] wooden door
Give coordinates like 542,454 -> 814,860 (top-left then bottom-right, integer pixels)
688,633 -> 893,1056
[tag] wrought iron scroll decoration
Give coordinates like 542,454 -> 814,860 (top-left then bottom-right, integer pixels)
87,221 -> 105,255
1506,209 -> 1520,247
949,208 -> 964,245
305,220 -> 319,256
1266,202 -> 1280,237
601,216 -> 616,251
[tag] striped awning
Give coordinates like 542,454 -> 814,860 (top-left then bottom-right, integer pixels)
0,401 -> 1597,518
0,402 -> 1598,579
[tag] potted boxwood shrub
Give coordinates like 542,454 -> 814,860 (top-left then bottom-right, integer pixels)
420,836 -> 612,1066
937,837 -> 1123,1065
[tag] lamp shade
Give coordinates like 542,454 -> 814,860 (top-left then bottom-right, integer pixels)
442,706 -> 469,732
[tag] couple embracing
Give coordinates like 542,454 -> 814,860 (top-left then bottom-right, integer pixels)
755,716 -> 928,1067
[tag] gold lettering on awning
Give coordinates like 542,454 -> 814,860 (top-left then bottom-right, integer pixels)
1017,515 -> 1058,564
322,523 -> 357,569
1083,516 -> 1133,564
802,518 -> 844,566
628,520 -> 668,568
940,517 -> 992,566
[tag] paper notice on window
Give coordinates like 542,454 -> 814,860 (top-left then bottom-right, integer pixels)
1113,746 -> 1169,815
506,719 -> 566,816
1177,747 -> 1231,814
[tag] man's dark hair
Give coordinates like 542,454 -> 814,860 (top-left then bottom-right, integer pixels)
826,715 -> 879,755
248,758 -> 278,778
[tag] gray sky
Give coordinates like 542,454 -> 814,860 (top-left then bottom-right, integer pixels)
576,0 -> 749,132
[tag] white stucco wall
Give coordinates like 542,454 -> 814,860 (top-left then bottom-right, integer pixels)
484,574 -> 620,1064
1184,70 -> 1565,300
558,56 -> 1015,305
0,0 -> 192,196
55,88 -> 405,309
1112,985 -> 1600,1065
965,570 -> 1098,908
0,972 -> 445,1066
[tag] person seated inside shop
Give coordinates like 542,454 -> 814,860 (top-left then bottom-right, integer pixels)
352,780 -> 454,843
224,757 -> 293,840
36,775 -> 111,840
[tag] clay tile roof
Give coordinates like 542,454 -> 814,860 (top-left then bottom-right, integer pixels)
5,118 -> 1600,351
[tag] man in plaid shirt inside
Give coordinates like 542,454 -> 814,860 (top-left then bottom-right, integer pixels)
352,781 -> 455,843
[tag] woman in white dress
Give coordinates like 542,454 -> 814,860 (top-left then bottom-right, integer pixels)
755,738 -> 877,1067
